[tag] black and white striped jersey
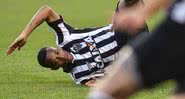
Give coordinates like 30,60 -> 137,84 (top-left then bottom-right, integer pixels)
48,16 -> 147,84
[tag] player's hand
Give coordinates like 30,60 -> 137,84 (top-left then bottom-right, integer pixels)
6,35 -> 27,55
85,79 -> 96,87
113,10 -> 145,35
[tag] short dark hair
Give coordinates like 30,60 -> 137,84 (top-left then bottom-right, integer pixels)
37,47 -> 60,70
37,47 -> 49,68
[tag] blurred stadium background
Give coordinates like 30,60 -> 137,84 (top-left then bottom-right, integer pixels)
0,0 -> 174,98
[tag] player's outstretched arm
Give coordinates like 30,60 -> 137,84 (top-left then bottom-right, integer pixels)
6,5 -> 60,55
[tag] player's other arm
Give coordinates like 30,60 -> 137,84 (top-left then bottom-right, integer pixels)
113,0 -> 172,33
6,5 -> 60,55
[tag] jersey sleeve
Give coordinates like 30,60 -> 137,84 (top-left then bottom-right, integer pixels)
46,15 -> 75,46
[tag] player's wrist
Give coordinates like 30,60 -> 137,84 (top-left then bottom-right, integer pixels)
20,33 -> 28,39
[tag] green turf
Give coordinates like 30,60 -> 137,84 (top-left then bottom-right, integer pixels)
0,0 -> 174,98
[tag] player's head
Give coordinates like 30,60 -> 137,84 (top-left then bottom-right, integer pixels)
37,47 -> 73,70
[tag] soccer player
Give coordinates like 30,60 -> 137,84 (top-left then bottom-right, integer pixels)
88,0 -> 185,98
6,0 -> 148,87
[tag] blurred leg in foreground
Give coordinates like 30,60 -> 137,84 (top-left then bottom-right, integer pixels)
88,0 -> 185,98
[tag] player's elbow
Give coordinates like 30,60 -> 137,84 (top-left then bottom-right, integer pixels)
41,5 -> 53,14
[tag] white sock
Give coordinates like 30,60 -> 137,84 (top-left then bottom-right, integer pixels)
88,90 -> 115,99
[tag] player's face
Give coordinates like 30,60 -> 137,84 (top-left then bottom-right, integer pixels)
46,47 -> 73,70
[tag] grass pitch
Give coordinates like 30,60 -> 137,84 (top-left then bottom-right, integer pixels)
0,0 -> 174,98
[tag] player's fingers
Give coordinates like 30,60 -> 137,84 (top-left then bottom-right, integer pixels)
18,47 -> 21,51
7,45 -> 17,54
17,41 -> 26,51
17,46 -> 22,51
6,47 -> 16,55
6,43 -> 18,55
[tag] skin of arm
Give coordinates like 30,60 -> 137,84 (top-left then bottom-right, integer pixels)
6,5 -> 60,55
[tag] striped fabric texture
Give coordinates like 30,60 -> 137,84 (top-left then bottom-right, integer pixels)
48,19 -> 124,84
